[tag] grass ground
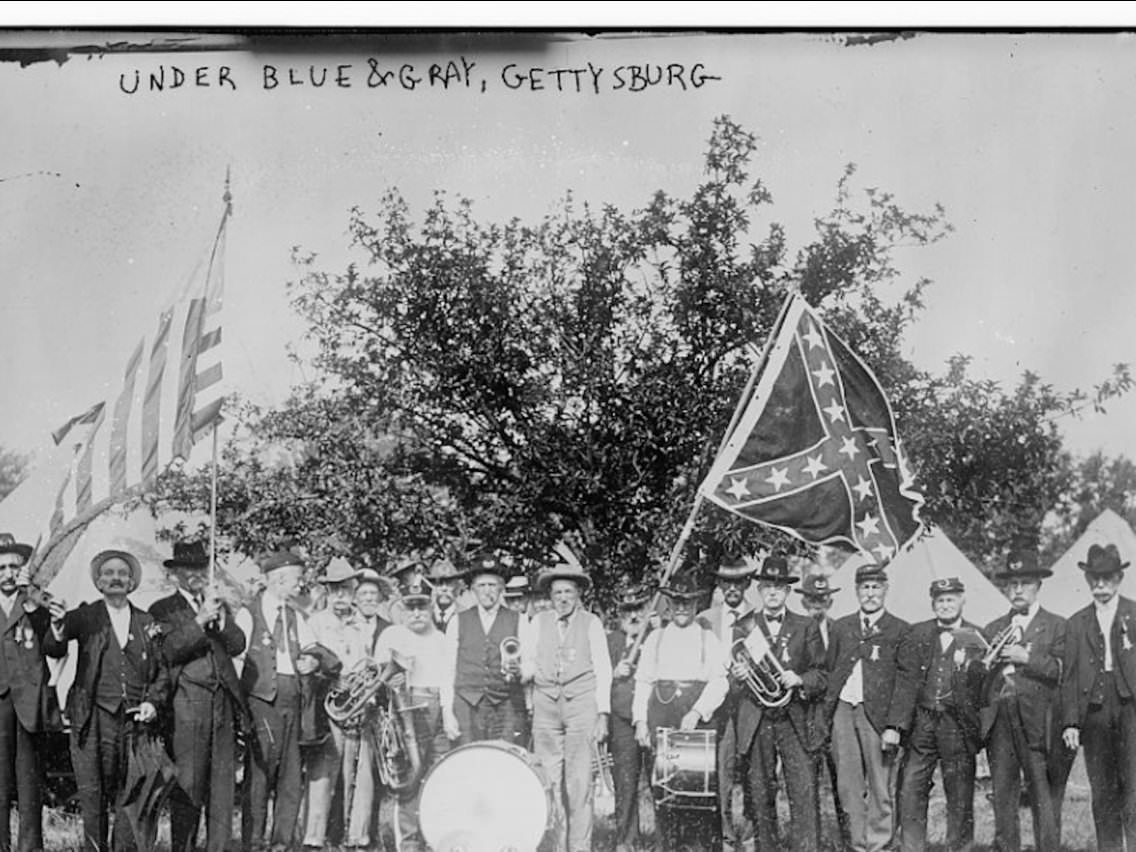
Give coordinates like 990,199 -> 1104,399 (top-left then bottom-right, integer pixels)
37,753 -> 1099,851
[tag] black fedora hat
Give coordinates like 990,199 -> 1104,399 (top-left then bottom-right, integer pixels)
163,541 -> 210,570
795,574 -> 839,599
1078,543 -> 1130,576
992,547 -> 1052,581
710,554 -> 757,583
0,533 -> 32,563
660,574 -> 705,602
755,555 -> 799,585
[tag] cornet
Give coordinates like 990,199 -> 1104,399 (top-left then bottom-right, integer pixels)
731,637 -> 793,708
982,622 -> 1024,667
500,636 -> 522,681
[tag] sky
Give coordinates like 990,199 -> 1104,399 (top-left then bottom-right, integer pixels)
3,28 -> 1136,484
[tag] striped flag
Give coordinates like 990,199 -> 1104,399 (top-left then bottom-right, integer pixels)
700,293 -> 924,564
32,194 -> 229,584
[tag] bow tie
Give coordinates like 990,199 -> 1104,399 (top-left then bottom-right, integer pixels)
765,613 -> 783,625
1010,608 -> 1028,618
937,621 -> 960,633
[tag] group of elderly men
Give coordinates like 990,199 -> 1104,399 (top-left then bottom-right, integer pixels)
0,526 -> 1134,852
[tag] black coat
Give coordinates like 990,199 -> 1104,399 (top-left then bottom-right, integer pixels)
0,593 -> 62,733
1062,595 -> 1136,730
824,610 -> 911,736
980,607 -> 1064,748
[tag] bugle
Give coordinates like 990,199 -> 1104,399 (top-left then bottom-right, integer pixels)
731,637 -> 793,708
500,636 -> 522,681
982,622 -> 1024,667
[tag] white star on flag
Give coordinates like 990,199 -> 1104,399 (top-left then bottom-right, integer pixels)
812,361 -> 835,387
823,400 -> 846,423
873,542 -> 896,562
857,514 -> 880,537
853,476 -> 873,501
802,324 -> 825,349
726,477 -> 751,500
803,454 -> 827,479
766,467 -> 791,491
839,436 -> 860,460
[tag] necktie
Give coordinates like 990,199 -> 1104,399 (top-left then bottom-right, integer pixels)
272,606 -> 285,650
194,593 -> 204,611
862,616 -> 871,636
727,609 -> 738,629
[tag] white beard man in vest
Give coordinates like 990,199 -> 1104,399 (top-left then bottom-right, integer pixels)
519,556 -> 612,852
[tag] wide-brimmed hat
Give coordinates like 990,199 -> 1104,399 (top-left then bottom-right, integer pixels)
660,574 -> 705,602
319,556 -> 362,585
755,555 -> 798,585
355,567 -> 395,597
504,575 -> 530,598
465,551 -> 513,582
90,549 -> 142,590
0,533 -> 32,563
617,584 -> 651,609
428,558 -> 466,583
163,541 -> 210,570
258,550 -> 306,574
854,563 -> 889,584
535,544 -> 591,593
796,574 -> 839,599
711,554 -> 757,583
929,577 -> 965,598
992,547 -> 1052,581
1078,543 -> 1130,576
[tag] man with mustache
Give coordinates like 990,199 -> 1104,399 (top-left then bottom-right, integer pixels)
43,549 -> 171,852
979,545 -> 1065,852
0,533 -> 61,852
149,541 -> 246,852
1061,542 -> 1136,852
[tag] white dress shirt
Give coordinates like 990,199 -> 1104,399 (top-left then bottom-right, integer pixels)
236,590 -> 316,676
839,608 -> 886,706
632,622 -> 728,724
1096,596 -> 1120,672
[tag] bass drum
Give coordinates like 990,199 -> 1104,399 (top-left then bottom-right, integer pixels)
418,740 -> 551,852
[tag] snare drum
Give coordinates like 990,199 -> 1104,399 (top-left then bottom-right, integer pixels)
419,740 -> 551,851
652,727 -> 718,810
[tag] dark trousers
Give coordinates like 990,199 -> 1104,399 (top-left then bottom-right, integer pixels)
899,708 -> 975,852
169,684 -> 236,852
747,712 -> 819,852
609,713 -> 644,848
242,677 -> 303,852
70,706 -> 139,852
0,692 -> 44,852
1081,677 -> 1136,852
452,691 -> 526,746
646,685 -> 719,852
987,700 -> 1059,852
393,691 -> 451,852
1047,718 -> 1077,843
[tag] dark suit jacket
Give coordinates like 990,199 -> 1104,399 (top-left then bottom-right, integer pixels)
42,599 -> 171,740
892,618 -> 985,748
825,609 -> 911,736
732,610 -> 827,754
0,593 -> 62,732
149,592 -> 247,716
1061,595 -> 1136,730
980,607 -> 1065,747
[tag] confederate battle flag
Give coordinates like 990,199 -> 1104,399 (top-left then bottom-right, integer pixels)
700,293 -> 925,564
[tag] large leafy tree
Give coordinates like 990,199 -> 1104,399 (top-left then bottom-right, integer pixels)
152,115 -> 1129,605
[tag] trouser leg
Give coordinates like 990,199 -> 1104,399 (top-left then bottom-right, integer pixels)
935,714 -> 974,852
609,714 -> 641,847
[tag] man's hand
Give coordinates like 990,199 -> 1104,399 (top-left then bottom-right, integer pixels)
133,702 -> 157,724
1063,727 -> 1080,751
443,707 -> 461,741
680,711 -> 701,731
881,727 -> 901,752
730,660 -> 750,680
195,597 -> 223,629
594,713 -> 609,744
386,671 -> 407,692
614,660 -> 634,679
295,653 -> 319,676
634,720 -> 651,748
1000,644 -> 1029,665
779,669 -> 803,689
48,598 -> 67,624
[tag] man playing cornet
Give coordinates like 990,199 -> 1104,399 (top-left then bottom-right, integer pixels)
978,545 -> 1066,852
149,541 -> 247,852
520,555 -> 612,852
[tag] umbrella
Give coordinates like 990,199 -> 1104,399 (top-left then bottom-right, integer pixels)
119,726 -> 179,852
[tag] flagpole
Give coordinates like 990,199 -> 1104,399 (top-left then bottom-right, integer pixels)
207,169 -> 231,588
623,291 -> 800,663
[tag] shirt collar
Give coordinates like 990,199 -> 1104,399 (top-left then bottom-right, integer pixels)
1013,602 -> 1040,621
1095,596 -> 1120,618
860,608 -> 885,628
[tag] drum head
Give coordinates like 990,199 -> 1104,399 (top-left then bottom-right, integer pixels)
419,741 -> 548,851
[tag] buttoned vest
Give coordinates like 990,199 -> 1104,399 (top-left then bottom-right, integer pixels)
240,594 -> 301,702
454,606 -> 519,705
532,610 -> 595,701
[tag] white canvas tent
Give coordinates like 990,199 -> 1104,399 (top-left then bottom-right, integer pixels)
825,529 -> 1008,627
1040,508 -> 1136,617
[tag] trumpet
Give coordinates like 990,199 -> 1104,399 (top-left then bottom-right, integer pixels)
592,740 -> 614,794
500,636 -> 522,681
731,637 -> 793,708
982,622 -> 1024,667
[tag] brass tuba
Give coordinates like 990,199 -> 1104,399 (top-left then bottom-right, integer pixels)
982,622 -> 1024,667
731,637 -> 794,708
368,654 -> 424,792
324,658 -> 386,729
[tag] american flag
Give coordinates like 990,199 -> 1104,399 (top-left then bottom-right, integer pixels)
32,193 -> 229,583
700,294 -> 924,564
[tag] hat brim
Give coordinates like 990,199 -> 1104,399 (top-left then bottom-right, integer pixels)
993,568 -> 1053,580
795,586 -> 839,596
536,570 -> 591,594
755,573 -> 799,584
400,593 -> 432,607
163,558 -> 210,570
90,550 -> 143,591
0,543 -> 32,562
1078,561 -> 1129,574
712,569 -> 756,582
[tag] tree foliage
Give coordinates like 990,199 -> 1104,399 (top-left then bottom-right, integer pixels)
151,115 -> 1130,606
0,446 -> 29,503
